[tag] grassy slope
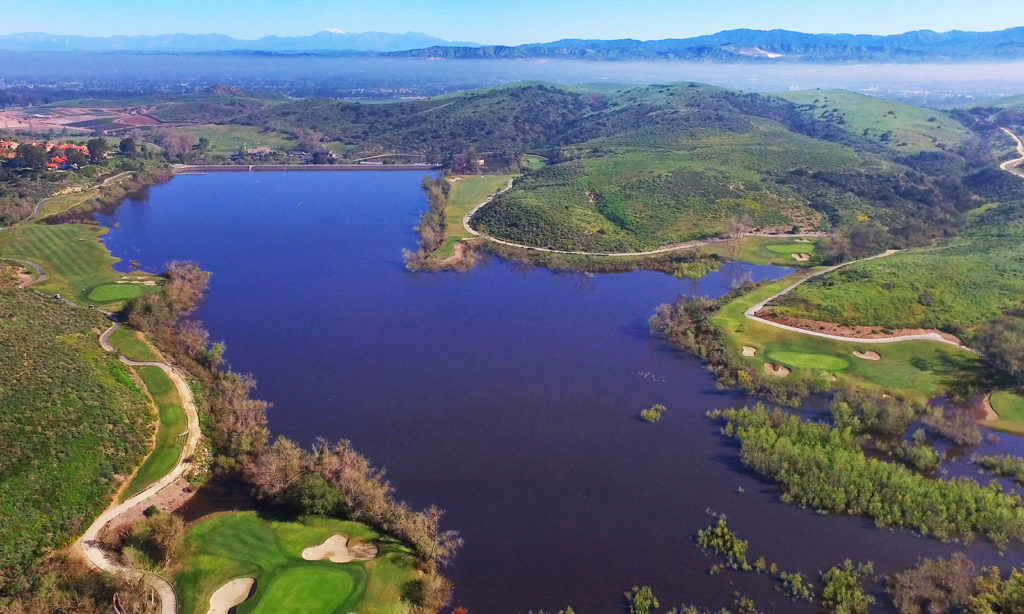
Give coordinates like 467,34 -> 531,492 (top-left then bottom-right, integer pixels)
37,190 -> 100,219
180,124 -> 299,157
434,174 -> 515,259
473,125 -> 846,251
776,89 -> 973,153
712,278 -> 980,398
770,222 -> 1024,330
120,366 -> 185,500
0,223 -> 162,309
0,290 -> 152,580
173,512 -> 417,614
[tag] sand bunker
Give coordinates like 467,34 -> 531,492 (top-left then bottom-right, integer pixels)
853,350 -> 881,361
742,346 -> 757,357
763,363 -> 791,378
302,534 -> 378,564
207,577 -> 255,614
791,253 -> 811,262
794,238 -> 811,243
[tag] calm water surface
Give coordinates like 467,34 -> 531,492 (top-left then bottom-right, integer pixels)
96,172 -> 1024,613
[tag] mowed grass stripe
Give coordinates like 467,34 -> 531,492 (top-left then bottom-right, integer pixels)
120,366 -> 186,500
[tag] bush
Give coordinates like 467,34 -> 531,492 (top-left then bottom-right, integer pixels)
821,560 -> 874,614
284,474 -> 342,516
639,404 -> 667,423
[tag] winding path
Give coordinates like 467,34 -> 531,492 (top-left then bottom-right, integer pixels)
74,322 -> 202,614
461,177 -> 826,256
28,171 -> 134,221
742,249 -> 972,348
1000,127 -> 1024,179
4,258 -> 47,287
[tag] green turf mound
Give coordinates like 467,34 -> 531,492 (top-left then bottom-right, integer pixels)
767,349 -> 850,371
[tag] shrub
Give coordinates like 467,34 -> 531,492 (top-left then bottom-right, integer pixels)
640,404 -> 667,423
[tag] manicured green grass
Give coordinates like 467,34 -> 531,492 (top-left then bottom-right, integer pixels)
0,290 -> 152,584
764,242 -> 814,255
108,326 -> 162,362
433,174 -> 515,259
990,391 -> 1024,436
120,366 -> 185,500
520,154 -> 548,170
0,223 -> 162,308
700,236 -> 819,267
776,90 -> 973,153
87,282 -> 147,303
771,230 -> 1024,330
174,512 -> 418,614
180,124 -> 298,157
37,189 -> 99,219
766,349 -> 850,371
712,277 -> 980,398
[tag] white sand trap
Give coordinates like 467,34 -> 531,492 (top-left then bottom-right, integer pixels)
763,363 -> 791,378
794,238 -> 811,243
853,350 -> 881,361
742,346 -> 757,357
791,253 -> 811,262
207,577 -> 255,614
302,534 -> 378,564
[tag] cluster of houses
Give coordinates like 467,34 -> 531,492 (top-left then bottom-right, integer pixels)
0,139 -> 93,170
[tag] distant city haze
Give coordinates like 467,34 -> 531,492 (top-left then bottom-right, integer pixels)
3,0 -> 1023,45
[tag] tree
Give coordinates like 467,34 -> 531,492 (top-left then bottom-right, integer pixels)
284,474 -> 341,515
86,138 -> 108,163
625,586 -> 658,614
976,315 -> 1024,387
821,560 -> 874,614
195,137 -> 210,152
119,137 -> 137,155
65,148 -> 88,168
15,143 -> 47,170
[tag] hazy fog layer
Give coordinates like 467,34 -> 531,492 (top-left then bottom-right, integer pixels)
2,53 -> 1023,104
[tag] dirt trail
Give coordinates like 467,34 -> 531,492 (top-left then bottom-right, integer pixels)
462,177 -> 825,256
75,322 -> 202,614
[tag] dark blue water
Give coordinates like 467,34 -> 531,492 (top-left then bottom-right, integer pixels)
95,172 -> 1023,614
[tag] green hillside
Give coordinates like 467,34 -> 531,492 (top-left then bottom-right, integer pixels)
776,89 -> 973,153
0,290 -> 152,591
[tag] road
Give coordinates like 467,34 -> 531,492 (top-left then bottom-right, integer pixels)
461,177 -> 826,256
74,323 -> 202,614
1000,127 -> 1024,179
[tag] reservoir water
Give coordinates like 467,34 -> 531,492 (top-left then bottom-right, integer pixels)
95,171 -> 1023,613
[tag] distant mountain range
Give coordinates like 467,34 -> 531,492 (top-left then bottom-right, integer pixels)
2,28 -> 1024,62
0,30 -> 480,53
389,28 -> 1024,62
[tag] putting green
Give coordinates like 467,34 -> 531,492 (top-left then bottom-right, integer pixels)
174,512 -> 417,614
765,243 -> 814,255
766,349 -> 850,371
87,283 -> 147,303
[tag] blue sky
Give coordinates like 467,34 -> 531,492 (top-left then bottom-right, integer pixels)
6,0 -> 1024,44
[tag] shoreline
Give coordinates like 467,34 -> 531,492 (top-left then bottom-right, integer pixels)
173,163 -> 441,174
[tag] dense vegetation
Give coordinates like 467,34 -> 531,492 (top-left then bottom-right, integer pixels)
0,290 -> 152,596
888,554 -> 1024,613
711,405 -> 1024,545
